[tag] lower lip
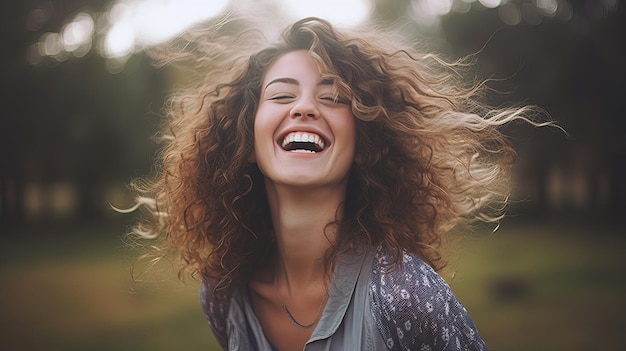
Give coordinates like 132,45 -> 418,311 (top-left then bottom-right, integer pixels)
278,146 -> 327,157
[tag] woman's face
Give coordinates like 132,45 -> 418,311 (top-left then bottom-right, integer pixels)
252,50 -> 356,191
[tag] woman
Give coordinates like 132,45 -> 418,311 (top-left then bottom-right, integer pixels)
132,17 -> 530,350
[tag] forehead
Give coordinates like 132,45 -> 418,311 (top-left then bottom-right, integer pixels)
262,50 -> 322,84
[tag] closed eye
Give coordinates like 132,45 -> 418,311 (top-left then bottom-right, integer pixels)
320,96 -> 348,104
269,95 -> 294,101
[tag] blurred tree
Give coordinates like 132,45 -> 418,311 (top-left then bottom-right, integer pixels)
440,1 -> 625,222
1,0 -> 165,225
1,0 -> 623,227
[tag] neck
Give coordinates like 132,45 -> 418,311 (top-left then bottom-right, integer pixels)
265,181 -> 346,290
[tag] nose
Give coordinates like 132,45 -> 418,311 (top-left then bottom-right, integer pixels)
291,96 -> 319,119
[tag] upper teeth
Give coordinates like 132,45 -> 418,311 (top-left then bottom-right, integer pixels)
281,132 -> 325,150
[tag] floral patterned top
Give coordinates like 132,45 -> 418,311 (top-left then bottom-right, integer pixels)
201,245 -> 488,350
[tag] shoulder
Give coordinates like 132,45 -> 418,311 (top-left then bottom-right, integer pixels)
370,245 -> 453,314
369,245 -> 488,351
200,280 -> 231,350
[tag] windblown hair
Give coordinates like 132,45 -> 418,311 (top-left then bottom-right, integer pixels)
131,17 -> 534,292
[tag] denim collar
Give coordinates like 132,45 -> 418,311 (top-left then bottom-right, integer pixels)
307,246 -> 369,343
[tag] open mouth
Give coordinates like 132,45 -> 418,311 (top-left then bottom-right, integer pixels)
280,131 -> 326,153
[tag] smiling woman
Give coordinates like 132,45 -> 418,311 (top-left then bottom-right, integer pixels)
128,16 -> 543,351
253,50 -> 356,192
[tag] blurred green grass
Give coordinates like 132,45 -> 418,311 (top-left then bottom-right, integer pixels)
450,222 -> 626,351
1,222 -> 624,350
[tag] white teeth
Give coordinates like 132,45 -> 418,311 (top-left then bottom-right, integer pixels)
281,131 -> 326,151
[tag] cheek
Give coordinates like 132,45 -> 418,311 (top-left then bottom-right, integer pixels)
343,117 -> 358,162
340,114 -> 357,147
253,106 -> 276,135
252,110 -> 275,163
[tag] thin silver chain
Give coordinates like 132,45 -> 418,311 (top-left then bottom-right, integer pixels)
275,265 -> 327,329
281,302 -> 323,328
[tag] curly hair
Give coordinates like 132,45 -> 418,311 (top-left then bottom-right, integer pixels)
130,17 -> 536,292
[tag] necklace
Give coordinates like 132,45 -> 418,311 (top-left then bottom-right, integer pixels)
274,266 -> 327,329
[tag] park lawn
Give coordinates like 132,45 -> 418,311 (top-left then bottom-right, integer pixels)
0,223 -> 217,351
450,222 -> 626,351
0,221 -> 624,350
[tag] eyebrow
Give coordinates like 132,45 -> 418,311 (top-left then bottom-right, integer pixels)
264,77 -> 335,91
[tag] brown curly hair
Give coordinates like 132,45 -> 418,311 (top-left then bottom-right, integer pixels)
131,17 -> 534,293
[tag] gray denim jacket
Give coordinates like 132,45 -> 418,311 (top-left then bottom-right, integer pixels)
201,245 -> 488,351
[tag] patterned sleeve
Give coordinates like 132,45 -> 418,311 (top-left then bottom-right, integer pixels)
200,280 -> 230,350
370,246 -> 489,351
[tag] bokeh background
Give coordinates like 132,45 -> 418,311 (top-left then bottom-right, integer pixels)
1,0 -> 624,350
